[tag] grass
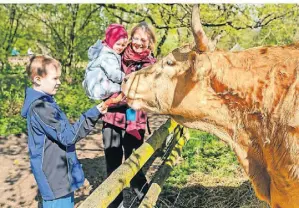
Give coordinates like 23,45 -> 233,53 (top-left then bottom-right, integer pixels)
157,129 -> 270,208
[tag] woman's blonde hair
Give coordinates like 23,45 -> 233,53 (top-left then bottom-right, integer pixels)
130,21 -> 156,51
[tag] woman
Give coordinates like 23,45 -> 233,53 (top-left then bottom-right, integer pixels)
102,22 -> 156,208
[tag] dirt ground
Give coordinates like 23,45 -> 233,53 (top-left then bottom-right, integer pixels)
0,114 -> 169,208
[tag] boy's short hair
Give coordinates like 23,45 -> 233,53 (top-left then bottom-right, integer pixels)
26,55 -> 61,82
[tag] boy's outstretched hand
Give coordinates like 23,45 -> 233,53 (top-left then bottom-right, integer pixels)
97,102 -> 108,114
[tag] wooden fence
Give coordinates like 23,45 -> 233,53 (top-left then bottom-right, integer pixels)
7,56 -> 30,66
79,118 -> 189,208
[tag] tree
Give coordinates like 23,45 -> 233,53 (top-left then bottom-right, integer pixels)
1,4 -> 299,68
27,4 -> 105,77
0,4 -> 29,69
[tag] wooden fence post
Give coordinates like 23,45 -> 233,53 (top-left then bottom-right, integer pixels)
138,128 -> 190,208
79,119 -> 179,208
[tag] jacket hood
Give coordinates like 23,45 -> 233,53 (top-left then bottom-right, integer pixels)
21,87 -> 50,118
88,40 -> 104,61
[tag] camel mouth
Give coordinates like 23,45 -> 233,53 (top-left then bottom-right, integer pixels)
126,97 -> 158,113
126,97 -> 142,110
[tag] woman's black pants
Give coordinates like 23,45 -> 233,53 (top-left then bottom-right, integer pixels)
102,123 -> 149,208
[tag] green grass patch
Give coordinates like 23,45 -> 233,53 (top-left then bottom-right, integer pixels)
166,129 -> 239,187
159,129 -> 269,208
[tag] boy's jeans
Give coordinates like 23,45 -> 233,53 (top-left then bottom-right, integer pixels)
42,192 -> 74,208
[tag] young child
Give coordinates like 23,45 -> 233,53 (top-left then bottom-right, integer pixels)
82,23 -> 128,110
21,55 -> 106,208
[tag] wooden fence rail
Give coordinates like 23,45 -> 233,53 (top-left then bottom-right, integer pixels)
79,118 -> 186,208
139,128 -> 190,208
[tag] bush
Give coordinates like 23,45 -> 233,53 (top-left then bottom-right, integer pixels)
0,73 -> 29,135
55,83 -> 97,120
0,67 -> 98,136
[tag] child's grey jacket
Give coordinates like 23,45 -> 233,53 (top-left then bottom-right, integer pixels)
82,40 -> 125,100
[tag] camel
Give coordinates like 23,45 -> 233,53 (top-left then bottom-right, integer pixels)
122,5 -> 299,208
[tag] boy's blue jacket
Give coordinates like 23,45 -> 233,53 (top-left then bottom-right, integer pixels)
21,87 -> 102,200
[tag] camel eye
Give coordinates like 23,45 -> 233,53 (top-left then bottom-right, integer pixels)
167,59 -> 175,66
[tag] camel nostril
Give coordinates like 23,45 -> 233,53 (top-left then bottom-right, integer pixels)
123,76 -> 129,83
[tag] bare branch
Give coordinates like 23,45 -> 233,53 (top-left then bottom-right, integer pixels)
102,4 -> 188,30
156,5 -> 172,56
29,12 -> 67,48
78,5 -> 103,31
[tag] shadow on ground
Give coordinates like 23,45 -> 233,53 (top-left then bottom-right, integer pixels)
75,156 -> 107,205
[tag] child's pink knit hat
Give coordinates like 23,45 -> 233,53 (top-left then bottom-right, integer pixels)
104,23 -> 128,48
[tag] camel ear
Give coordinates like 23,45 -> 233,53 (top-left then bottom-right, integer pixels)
188,51 -> 198,82
188,51 -> 197,74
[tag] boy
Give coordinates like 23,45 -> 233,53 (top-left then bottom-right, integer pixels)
21,55 -> 106,208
